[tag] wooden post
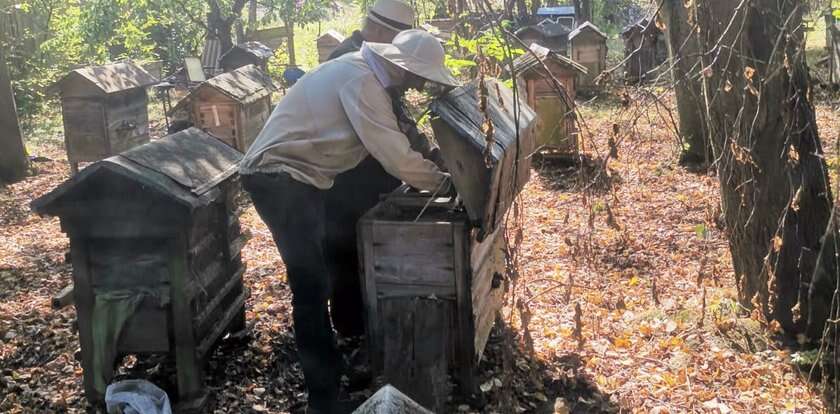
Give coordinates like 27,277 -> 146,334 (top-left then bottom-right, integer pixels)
287,24 -> 297,67
0,46 -> 28,184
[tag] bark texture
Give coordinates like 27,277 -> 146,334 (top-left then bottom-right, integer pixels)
0,48 -> 28,184
573,0 -> 591,24
660,0 -> 709,165
696,0 -> 833,334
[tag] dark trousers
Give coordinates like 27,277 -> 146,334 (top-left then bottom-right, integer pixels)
243,159 -> 399,409
325,157 -> 400,337
243,172 -> 340,412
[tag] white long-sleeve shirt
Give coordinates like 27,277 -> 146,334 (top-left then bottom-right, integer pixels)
239,50 -> 445,191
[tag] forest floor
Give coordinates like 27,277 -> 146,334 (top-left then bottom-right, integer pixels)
0,88 -> 838,414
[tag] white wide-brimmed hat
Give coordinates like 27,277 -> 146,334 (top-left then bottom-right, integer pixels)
367,0 -> 414,32
366,29 -> 459,87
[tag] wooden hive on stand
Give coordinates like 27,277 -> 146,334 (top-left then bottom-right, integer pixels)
317,30 -> 345,63
569,21 -> 608,94
219,41 -> 274,73
52,61 -> 158,174
31,128 -> 249,411
514,43 -> 587,155
358,79 -> 536,411
172,64 -> 276,153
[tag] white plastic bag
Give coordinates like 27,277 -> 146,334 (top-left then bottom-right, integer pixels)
105,379 -> 172,414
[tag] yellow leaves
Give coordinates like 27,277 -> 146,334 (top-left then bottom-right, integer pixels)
628,276 -> 640,287
638,323 -> 654,338
658,336 -> 684,351
735,376 -> 754,391
744,66 -> 756,80
772,235 -> 783,253
613,335 -> 632,349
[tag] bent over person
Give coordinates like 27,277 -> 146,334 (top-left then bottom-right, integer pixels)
239,30 -> 458,413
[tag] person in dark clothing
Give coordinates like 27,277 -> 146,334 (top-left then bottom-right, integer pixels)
324,0 -> 445,338
240,30 -> 458,413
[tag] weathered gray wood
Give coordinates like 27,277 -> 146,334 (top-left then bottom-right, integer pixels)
52,284 -> 75,309
352,385 -> 434,414
69,239 -> 101,403
382,297 -> 451,412
372,221 -> 455,287
451,221 -> 476,395
0,46 -> 28,183
830,20 -> 840,85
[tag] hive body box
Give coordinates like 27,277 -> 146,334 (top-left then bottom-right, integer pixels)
173,64 -> 275,153
32,128 -> 248,410
569,22 -> 608,94
622,19 -> 667,83
358,80 -> 536,407
53,62 -> 158,174
514,44 -> 586,155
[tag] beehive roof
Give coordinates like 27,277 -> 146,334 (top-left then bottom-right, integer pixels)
31,128 -> 242,215
202,64 -> 276,104
513,43 -> 588,75
220,41 -> 275,62
569,21 -> 607,40
317,30 -> 345,43
54,61 -> 158,94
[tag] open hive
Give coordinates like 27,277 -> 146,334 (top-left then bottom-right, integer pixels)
357,79 -> 536,410
31,128 -> 248,411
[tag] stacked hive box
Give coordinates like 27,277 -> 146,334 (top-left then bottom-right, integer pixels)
358,79 -> 536,409
31,128 -> 248,410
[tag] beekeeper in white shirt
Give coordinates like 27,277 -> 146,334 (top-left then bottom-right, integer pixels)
239,29 -> 458,414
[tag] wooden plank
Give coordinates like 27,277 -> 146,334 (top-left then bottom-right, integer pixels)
358,219 -> 382,371
168,233 -> 206,404
196,288 -> 248,358
831,22 -> 840,85
69,238 -> 101,403
381,297 -> 451,412
371,218 -> 456,286
451,221 -> 477,394
62,98 -> 108,164
193,266 -> 245,332
0,46 -> 28,183
105,89 -> 150,154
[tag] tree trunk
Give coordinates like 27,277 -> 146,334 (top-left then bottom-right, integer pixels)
0,48 -> 28,184
207,0 -> 247,52
248,0 -> 257,35
287,25 -> 296,67
661,0 -> 709,166
696,0 -> 833,334
573,0 -> 591,24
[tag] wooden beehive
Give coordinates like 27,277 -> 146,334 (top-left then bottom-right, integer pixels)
514,44 -> 587,155
172,64 -> 276,153
52,61 -> 158,174
219,41 -> 274,73
317,30 -> 345,63
569,21 -> 608,94
622,19 -> 668,84
31,128 -> 248,410
358,79 -> 536,408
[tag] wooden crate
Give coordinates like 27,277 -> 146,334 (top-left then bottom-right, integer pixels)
358,79 -> 536,407
52,61 -> 158,174
31,128 -> 248,411
358,193 -> 507,408
569,22 -> 608,94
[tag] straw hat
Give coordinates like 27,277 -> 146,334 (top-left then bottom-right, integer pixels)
367,0 -> 414,32
366,29 -> 459,87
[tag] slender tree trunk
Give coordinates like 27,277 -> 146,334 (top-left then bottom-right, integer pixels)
696,0 -> 833,334
248,0 -> 257,35
287,24 -> 296,67
573,0 -> 591,24
661,0 -> 708,166
0,48 -> 28,184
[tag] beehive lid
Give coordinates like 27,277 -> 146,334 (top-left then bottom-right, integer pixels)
429,78 -> 537,237
202,64 -> 276,104
513,44 -> 588,75
120,127 -> 242,194
32,128 -> 242,216
52,61 -> 158,95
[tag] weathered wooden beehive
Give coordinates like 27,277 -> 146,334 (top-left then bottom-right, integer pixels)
358,79 -> 536,409
622,19 -> 667,84
317,30 -> 345,63
31,128 -> 248,410
514,43 -> 587,155
219,41 -> 274,73
569,21 -> 608,94
172,64 -> 276,153
53,61 -> 158,174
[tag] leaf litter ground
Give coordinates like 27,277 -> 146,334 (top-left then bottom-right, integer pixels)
0,95 -> 837,413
